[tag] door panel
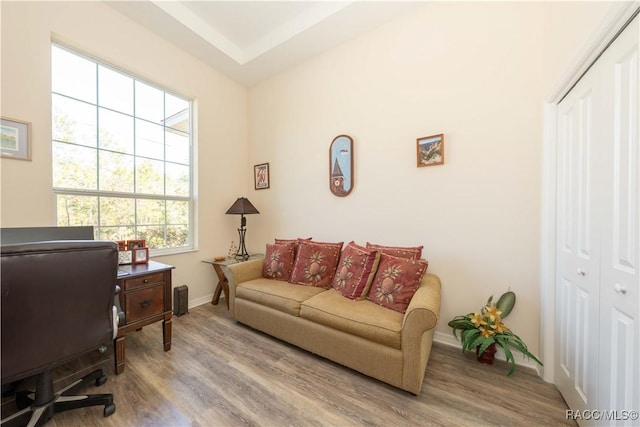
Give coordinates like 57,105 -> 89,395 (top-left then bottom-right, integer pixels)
598,16 -> 639,422
555,72 -> 601,418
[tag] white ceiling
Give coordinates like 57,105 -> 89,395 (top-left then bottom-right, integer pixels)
106,1 -> 422,87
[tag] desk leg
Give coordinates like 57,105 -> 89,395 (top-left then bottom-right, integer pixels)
211,264 -> 230,309
163,313 -> 172,351
114,335 -> 125,374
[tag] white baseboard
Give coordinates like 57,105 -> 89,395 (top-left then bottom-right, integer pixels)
189,294 -> 214,309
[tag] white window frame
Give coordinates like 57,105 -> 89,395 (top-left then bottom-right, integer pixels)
51,42 -> 196,256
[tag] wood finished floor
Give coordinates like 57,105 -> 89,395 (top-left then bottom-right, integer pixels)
2,301 -> 574,426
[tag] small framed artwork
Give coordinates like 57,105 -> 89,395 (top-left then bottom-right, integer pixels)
118,250 -> 132,265
254,163 -> 270,190
1,117 -> 31,161
417,133 -> 444,167
116,240 -> 127,251
132,247 -> 149,264
329,135 -> 354,197
127,239 -> 146,250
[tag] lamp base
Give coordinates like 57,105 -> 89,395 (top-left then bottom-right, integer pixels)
235,227 -> 250,260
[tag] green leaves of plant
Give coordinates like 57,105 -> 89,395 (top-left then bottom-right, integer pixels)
495,291 -> 516,318
447,291 -> 542,375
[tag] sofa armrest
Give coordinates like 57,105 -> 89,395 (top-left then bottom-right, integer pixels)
400,272 -> 441,394
226,257 -> 264,316
226,258 -> 264,285
402,273 -> 441,332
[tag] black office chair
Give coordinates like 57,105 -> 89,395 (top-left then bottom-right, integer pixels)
1,241 -> 119,426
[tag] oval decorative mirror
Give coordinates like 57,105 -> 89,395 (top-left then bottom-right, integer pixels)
329,135 -> 354,197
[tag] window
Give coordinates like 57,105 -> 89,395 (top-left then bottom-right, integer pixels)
51,43 -> 193,253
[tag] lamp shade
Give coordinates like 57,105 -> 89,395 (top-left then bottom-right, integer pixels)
225,197 -> 260,215
225,197 -> 259,260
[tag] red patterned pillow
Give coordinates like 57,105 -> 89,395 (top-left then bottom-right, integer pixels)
262,242 -> 296,281
289,240 -> 343,288
366,242 -> 423,260
275,237 -> 312,255
367,253 -> 429,313
332,242 -> 381,300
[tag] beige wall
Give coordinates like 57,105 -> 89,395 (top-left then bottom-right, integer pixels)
1,0 -> 623,364
542,0 -> 627,96
0,1 -> 248,305
246,1 -> 622,358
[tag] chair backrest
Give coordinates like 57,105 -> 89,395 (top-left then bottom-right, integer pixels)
1,240 -> 118,384
0,226 -> 95,245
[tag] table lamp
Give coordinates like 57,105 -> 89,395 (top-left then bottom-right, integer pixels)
225,197 -> 260,260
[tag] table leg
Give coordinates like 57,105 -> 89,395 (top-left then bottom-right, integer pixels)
211,264 -> 230,309
222,280 -> 229,309
212,283 -> 223,305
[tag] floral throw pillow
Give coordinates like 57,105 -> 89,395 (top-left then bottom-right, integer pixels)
366,242 -> 424,260
332,242 -> 381,300
289,240 -> 343,288
367,253 -> 429,313
275,237 -> 312,255
262,242 -> 296,281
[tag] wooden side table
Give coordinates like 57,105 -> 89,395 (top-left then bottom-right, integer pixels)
202,255 -> 263,309
114,260 -> 174,374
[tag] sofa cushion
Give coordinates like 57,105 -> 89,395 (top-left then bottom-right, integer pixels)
236,278 -> 327,316
331,241 -> 380,300
262,242 -> 295,281
366,242 -> 423,260
289,240 -> 343,288
367,253 -> 429,313
300,289 -> 403,349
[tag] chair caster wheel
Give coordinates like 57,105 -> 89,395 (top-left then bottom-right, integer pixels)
15,391 -> 33,409
104,403 -> 116,417
95,375 -> 108,387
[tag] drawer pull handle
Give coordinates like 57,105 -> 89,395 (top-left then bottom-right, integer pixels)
139,299 -> 152,309
143,279 -> 149,284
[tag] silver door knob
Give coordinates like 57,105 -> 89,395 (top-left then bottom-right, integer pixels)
577,269 -> 586,276
614,284 -> 627,295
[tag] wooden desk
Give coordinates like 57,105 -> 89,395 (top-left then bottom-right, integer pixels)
202,255 -> 263,309
114,260 -> 174,374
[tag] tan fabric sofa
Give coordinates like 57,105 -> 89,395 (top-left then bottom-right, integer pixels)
226,257 -> 441,394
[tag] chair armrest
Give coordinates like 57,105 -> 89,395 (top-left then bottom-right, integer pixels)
114,284 -> 125,326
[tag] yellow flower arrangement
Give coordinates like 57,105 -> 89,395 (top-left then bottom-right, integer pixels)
448,291 -> 542,375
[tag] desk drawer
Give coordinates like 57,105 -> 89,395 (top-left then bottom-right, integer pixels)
125,286 -> 164,322
123,272 -> 165,291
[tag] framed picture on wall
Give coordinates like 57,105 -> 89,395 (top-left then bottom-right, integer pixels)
417,133 -> 444,167
329,135 -> 354,197
1,117 -> 31,161
254,163 -> 270,190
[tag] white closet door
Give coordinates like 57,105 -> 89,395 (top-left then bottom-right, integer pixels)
555,15 -> 639,425
555,59 -> 602,421
598,16 -> 639,422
